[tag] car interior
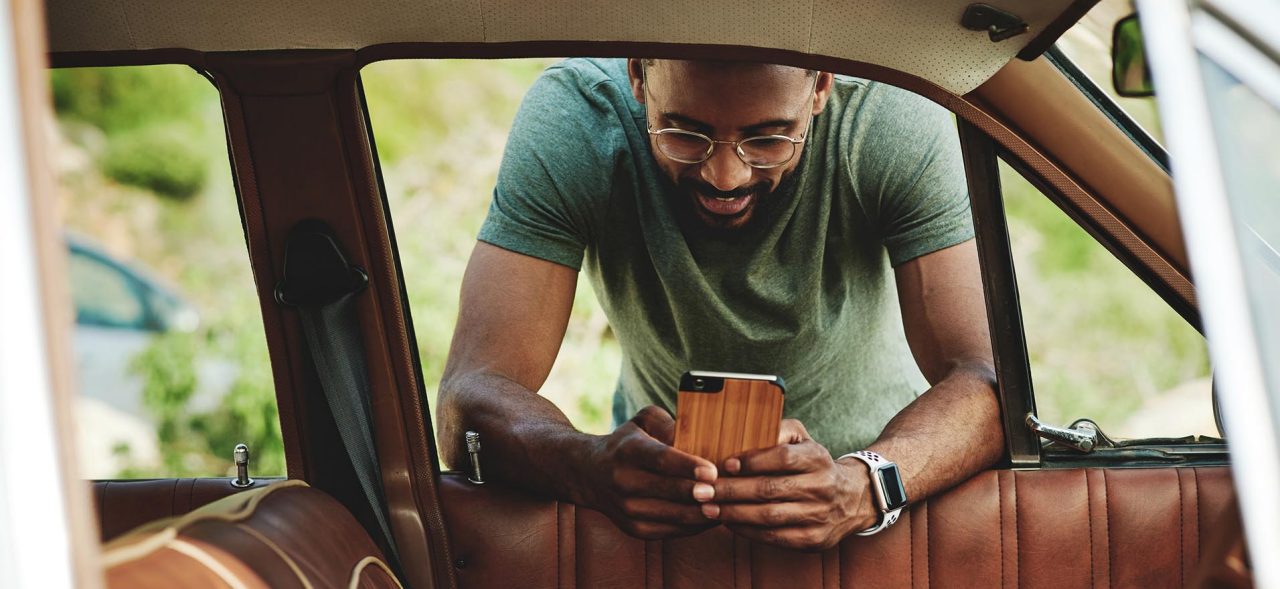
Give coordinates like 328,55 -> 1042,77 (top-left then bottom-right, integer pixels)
27,0 -> 1255,586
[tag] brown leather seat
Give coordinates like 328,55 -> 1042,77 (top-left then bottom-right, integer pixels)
101,480 -> 400,589
93,477 -> 282,542
439,466 -> 1235,588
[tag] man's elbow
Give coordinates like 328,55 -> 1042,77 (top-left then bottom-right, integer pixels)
435,373 -> 469,470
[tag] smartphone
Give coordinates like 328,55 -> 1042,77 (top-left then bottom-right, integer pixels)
672,371 -> 786,465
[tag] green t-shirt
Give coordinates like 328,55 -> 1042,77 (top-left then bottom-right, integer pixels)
479,58 -> 973,456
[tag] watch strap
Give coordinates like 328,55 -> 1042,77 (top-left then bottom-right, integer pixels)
839,450 -> 905,536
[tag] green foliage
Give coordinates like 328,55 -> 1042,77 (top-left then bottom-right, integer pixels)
100,125 -> 209,200
51,66 -> 213,134
1001,163 -> 1210,431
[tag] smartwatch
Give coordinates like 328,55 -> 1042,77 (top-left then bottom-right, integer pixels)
839,450 -> 908,536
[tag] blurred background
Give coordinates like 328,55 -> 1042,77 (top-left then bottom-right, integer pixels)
52,0 -> 1211,481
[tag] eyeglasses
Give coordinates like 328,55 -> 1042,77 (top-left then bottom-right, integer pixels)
642,63 -> 817,169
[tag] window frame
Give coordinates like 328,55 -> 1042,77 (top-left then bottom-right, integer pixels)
958,119 -> 1228,470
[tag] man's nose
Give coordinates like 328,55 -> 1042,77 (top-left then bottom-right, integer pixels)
700,143 -> 753,192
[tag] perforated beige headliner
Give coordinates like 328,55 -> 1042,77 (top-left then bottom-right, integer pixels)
45,0 -> 1082,94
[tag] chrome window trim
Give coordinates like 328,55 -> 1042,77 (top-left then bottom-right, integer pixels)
0,1 -> 76,586
1139,2 -> 1280,587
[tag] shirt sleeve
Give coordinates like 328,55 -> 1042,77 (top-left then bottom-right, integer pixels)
848,84 -> 974,267
478,62 -> 620,270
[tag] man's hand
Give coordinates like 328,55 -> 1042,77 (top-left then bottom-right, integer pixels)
701,419 -> 877,551
580,406 -> 720,539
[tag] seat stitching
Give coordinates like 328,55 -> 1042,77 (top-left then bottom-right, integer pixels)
997,472 -> 1004,589
926,498 -> 933,589
909,507 -> 915,589
1013,471 -> 1021,589
169,478 -> 180,518
1104,469 -> 1113,589
555,502 -> 561,589
1086,470 -> 1094,588
1193,468 -> 1202,562
731,530 -> 737,589
1178,471 -> 1185,588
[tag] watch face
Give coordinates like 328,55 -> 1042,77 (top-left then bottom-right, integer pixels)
878,465 -> 908,511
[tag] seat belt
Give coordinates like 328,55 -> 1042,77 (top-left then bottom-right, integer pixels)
276,220 -> 401,568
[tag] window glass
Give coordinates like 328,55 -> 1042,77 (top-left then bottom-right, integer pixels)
68,248 -> 148,329
1056,0 -> 1164,143
366,58 -> 982,460
1000,159 -> 1214,439
362,59 -> 622,435
52,65 -> 284,479
1199,52 -> 1280,417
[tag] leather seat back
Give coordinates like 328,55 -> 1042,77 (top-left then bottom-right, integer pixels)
93,477 -> 282,542
439,466 -> 1234,588
101,480 -> 401,589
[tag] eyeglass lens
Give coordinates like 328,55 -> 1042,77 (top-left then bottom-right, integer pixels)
655,132 -> 796,168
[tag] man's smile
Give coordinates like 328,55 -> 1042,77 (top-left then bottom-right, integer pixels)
696,192 -> 754,216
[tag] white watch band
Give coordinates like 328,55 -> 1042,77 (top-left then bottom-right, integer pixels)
838,450 -> 904,536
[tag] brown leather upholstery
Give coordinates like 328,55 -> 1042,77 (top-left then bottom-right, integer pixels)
102,480 -> 401,589
439,467 -> 1234,588
93,477 -> 283,542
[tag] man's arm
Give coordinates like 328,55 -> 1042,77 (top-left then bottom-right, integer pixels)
438,242 -> 719,538
703,239 -> 1003,549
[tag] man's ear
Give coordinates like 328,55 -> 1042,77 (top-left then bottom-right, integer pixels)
627,58 -> 646,104
812,72 -> 835,115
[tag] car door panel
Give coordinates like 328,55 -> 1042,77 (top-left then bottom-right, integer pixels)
439,466 -> 1233,588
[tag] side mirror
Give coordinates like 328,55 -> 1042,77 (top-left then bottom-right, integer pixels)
1112,14 -> 1155,97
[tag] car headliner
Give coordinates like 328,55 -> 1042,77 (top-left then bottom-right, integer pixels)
44,0 -> 1091,94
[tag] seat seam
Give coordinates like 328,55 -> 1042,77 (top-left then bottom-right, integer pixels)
1013,471 -> 1021,589
1104,469 -> 1113,589
555,502 -> 561,589
169,478 -> 180,518
909,506 -> 915,589
1086,469 -> 1094,588
1179,471 -> 1185,588
926,498 -> 933,589
997,472 -> 1004,589
1193,468 -> 1202,563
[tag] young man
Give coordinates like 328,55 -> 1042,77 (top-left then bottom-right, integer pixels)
437,58 -> 1003,550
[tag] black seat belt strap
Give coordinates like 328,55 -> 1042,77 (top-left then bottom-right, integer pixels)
276,220 -> 401,567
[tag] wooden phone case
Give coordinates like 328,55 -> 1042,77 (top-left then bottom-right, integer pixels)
672,372 -> 785,465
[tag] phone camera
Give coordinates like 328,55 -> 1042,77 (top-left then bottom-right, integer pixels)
693,378 -> 705,389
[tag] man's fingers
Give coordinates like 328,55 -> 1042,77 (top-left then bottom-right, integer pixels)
621,432 -> 717,482
777,419 -> 811,444
613,468 -> 715,503
631,405 -> 677,444
700,501 -> 825,527
712,472 -> 832,503
725,440 -> 827,476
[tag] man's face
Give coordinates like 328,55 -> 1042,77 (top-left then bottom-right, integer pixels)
629,59 -> 832,234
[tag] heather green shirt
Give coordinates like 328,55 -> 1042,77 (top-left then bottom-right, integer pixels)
479,58 -> 972,456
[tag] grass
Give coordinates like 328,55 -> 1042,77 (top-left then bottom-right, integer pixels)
55,58 -> 1211,479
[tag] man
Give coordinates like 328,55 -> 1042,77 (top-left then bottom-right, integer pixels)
437,57 -> 1003,550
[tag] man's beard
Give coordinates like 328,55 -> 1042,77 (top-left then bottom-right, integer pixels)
671,172 -> 797,240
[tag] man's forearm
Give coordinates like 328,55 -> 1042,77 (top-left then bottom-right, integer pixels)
438,370 -> 596,505
863,361 -> 1004,503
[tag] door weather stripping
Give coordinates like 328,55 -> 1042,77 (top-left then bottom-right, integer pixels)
1026,413 -> 1102,453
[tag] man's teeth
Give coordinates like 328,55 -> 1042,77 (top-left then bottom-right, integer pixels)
715,196 -> 738,201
